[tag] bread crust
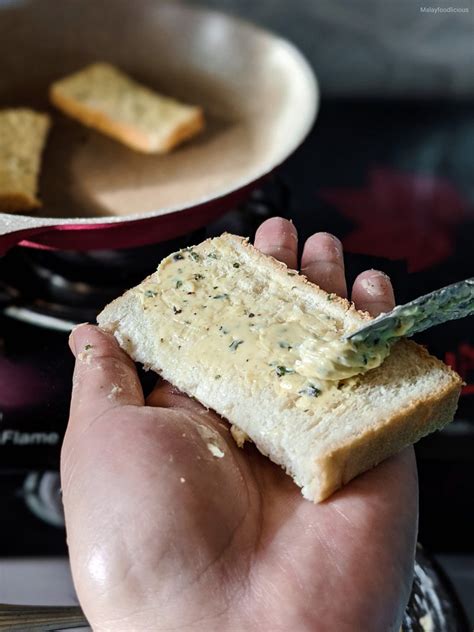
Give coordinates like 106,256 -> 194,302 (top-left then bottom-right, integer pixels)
220,233 -> 374,325
312,342 -> 462,501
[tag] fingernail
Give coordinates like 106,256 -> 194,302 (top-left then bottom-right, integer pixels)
366,269 -> 390,280
313,232 -> 341,244
68,323 -> 90,356
360,273 -> 390,297
305,232 -> 343,262
324,232 -> 342,246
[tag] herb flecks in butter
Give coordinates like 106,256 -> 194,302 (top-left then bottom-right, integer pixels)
294,336 -> 391,381
275,365 -> 294,377
298,384 -> 321,397
189,250 -> 201,262
153,242 -> 393,410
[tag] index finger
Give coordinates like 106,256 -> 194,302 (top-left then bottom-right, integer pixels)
68,324 -> 144,431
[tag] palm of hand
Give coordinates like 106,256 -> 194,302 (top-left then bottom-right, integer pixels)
63,384 -> 416,632
62,220 -> 418,631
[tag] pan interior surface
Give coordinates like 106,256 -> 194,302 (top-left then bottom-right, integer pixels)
0,0 -> 317,222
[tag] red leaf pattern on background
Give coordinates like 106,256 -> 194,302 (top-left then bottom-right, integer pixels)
320,168 -> 467,272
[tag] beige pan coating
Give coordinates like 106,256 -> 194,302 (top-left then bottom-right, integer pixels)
0,0 -> 317,228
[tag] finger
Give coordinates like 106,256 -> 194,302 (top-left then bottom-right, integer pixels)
254,217 -> 298,269
351,270 -> 395,316
146,379 -> 206,414
68,324 -> 144,430
301,232 -> 347,298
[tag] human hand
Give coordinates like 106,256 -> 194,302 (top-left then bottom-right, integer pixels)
61,218 -> 417,631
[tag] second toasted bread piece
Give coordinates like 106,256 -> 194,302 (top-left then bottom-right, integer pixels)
0,108 -> 51,213
50,62 -> 204,154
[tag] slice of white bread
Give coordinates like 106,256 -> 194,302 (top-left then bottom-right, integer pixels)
97,234 -> 462,502
49,62 -> 204,153
0,108 -> 51,212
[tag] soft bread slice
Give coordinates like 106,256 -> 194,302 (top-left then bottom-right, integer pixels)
50,62 -> 204,153
0,108 -> 51,212
97,234 -> 462,502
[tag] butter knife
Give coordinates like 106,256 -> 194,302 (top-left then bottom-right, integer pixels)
347,278 -> 474,346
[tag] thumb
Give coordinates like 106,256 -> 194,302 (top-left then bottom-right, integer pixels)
67,324 -> 144,433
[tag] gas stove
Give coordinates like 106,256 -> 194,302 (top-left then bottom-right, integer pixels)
0,99 -> 473,625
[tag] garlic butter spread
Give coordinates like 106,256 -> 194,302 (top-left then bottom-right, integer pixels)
138,244 -> 391,408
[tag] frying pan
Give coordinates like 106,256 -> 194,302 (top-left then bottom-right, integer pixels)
0,0 -> 318,255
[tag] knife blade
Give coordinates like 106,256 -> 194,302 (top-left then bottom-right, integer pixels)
346,278 -> 474,346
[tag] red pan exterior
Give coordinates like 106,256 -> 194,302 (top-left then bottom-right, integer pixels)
0,184 -> 255,255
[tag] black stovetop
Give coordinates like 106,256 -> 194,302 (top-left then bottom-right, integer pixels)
0,99 -> 473,555
282,100 -> 474,553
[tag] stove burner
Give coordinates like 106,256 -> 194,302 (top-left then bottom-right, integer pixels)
0,179 -> 287,327
21,471 -> 64,528
0,232 -> 205,324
